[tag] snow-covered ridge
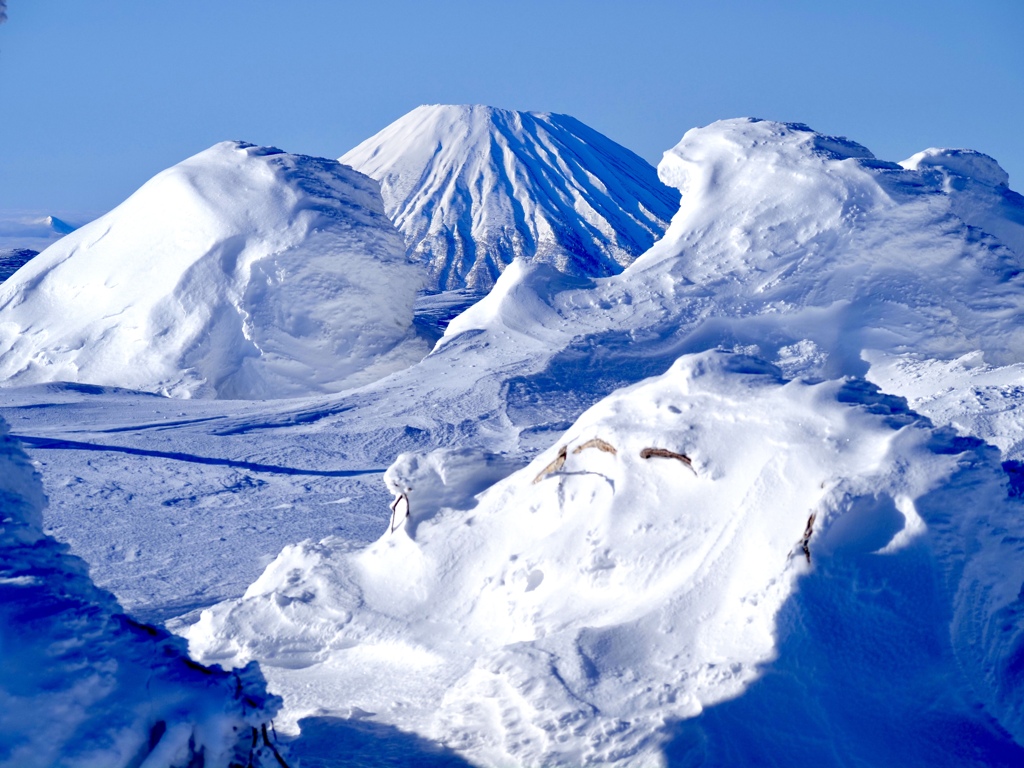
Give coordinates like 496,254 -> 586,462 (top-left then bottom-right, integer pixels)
0,141 -> 428,399
0,418 -> 284,768
434,118 -> 1024,455
341,104 -> 679,290
187,351 -> 1024,765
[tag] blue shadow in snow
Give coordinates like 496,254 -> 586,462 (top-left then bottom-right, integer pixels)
12,434 -> 383,477
659,489 -> 1024,767
282,716 -> 474,768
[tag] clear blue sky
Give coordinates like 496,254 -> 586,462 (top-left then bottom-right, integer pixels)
1,0 -> 1021,216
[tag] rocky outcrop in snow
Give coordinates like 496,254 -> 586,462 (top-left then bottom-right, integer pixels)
0,141 -> 428,399
340,104 -> 678,291
0,418 -> 284,768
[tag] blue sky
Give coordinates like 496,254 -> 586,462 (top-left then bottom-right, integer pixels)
1,0 -> 1021,217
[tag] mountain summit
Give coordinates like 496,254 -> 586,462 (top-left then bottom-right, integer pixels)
340,104 -> 679,291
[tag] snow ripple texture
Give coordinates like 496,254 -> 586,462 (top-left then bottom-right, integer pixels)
0,142 -> 428,399
340,104 -> 679,291
0,419 -> 282,768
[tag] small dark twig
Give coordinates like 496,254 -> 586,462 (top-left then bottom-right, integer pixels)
640,447 -> 697,475
800,513 -> 816,563
388,493 -> 410,534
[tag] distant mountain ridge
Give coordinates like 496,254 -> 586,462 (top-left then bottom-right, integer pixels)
341,104 -> 678,291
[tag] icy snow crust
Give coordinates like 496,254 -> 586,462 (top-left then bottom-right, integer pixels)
4,117 -> 1024,765
0,419 -> 283,768
0,141 -> 428,399
341,104 -> 678,291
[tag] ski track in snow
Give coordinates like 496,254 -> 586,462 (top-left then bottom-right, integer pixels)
2,114 -> 1024,766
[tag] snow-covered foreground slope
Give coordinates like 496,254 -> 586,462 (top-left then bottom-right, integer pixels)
0,419 -> 287,768
341,104 -> 678,291
0,142 -> 428,399
187,352 -> 1024,766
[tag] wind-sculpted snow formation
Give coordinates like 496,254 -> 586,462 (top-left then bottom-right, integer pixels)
0,419 -> 285,768
187,352 -> 1024,766
0,141 -> 428,399
340,104 -> 678,290
425,117 -> 1024,457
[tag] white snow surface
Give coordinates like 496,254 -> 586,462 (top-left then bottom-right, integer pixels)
0,141 -> 428,399
5,116 -> 1024,765
0,418 -> 284,768
340,104 -> 678,291
188,351 -> 1024,765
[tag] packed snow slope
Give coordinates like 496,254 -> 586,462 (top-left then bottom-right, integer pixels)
188,352 -> 1024,766
0,141 -> 428,399
340,104 -> 678,291
0,419 -> 285,768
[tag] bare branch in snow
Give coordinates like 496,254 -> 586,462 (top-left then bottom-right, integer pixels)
572,437 -> 617,456
640,447 -> 696,474
533,445 -> 567,483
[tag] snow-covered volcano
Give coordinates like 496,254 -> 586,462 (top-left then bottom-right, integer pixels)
0,142 -> 428,399
340,104 -> 678,291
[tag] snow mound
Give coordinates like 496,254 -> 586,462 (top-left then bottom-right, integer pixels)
0,418 -> 285,768
431,117 -> 1024,454
900,146 -> 1024,259
186,351 -> 1024,766
340,104 -> 678,291
0,141 -> 428,399
901,147 -> 1010,188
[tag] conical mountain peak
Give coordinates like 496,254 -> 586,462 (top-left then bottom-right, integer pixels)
341,104 -> 679,291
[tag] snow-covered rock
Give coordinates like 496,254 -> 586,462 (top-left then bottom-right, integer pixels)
186,351 -> 1024,766
0,141 -> 428,399
340,104 -> 678,291
0,418 -> 285,768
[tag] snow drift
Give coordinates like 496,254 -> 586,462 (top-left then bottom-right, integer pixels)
0,418 -> 284,768
186,351 -> 1024,766
0,141 -> 428,399
340,104 -> 678,291
426,117 -> 1024,458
